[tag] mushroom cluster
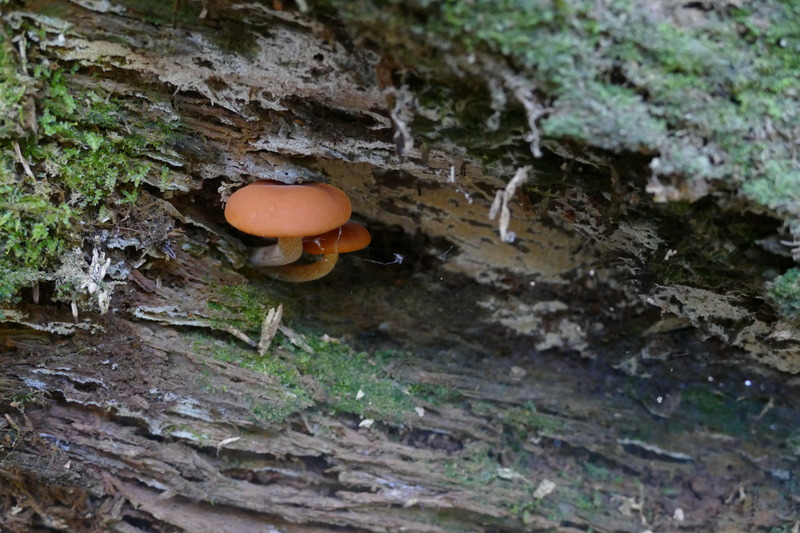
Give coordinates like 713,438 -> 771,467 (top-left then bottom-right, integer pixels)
224,180 -> 370,282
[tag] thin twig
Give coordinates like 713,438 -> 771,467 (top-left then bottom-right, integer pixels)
12,141 -> 35,179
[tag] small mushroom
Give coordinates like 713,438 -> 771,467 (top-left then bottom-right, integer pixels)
224,180 -> 351,267
302,220 -> 371,255
264,221 -> 371,282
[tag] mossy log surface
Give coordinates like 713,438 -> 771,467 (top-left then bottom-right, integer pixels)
3,297 -> 797,532
1,1 -> 799,532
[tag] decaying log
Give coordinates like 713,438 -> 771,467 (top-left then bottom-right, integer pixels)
1,0 -> 799,532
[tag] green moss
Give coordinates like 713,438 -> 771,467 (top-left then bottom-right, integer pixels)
0,33 -> 73,300
432,0 -> 603,93
0,28 -> 32,139
290,338 -> 414,422
28,66 -> 157,206
674,386 -> 786,439
614,380 -> 795,444
407,382 -> 458,405
0,20 -> 177,302
189,321 -> 416,424
441,446 -> 548,523
767,268 -> 800,322
540,82 -> 666,152
496,401 -> 563,434
769,526 -> 798,533
207,283 -> 282,333
441,449 -> 506,488
571,489 -> 602,512
190,282 -> 423,423
331,0 -> 800,222
787,429 -> 800,456
190,332 -> 314,423
581,460 -> 611,482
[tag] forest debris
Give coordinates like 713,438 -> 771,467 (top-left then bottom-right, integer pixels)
617,438 -> 693,462
216,437 -> 241,456
258,304 -> 283,356
532,479 -> 556,499
158,488 -> 178,501
613,494 -> 644,518
135,303 -> 312,354
646,172 -> 710,203
402,497 -> 418,508
481,60 -> 546,157
12,140 -> 35,178
753,397 -> 774,425
509,366 -> 527,380
54,247 -> 118,317
0,310 -> 101,335
496,467 -> 525,481
133,306 -> 257,347
510,84 -> 545,158
385,85 -> 415,156
489,166 -> 530,243
724,485 -> 747,505
277,324 -> 313,353
127,267 -> 155,293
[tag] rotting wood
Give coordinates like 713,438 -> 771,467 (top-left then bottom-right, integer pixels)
1,0 -> 799,531
2,307 -> 797,531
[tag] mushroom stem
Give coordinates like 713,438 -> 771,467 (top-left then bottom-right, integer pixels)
263,253 -> 339,282
249,237 -> 303,267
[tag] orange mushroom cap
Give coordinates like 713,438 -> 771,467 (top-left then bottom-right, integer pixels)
302,221 -> 371,255
224,180 -> 352,238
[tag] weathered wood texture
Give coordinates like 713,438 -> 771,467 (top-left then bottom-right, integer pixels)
3,308 -> 797,532
1,1 -> 799,532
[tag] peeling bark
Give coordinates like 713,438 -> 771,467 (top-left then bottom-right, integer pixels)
1,1 -> 799,532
